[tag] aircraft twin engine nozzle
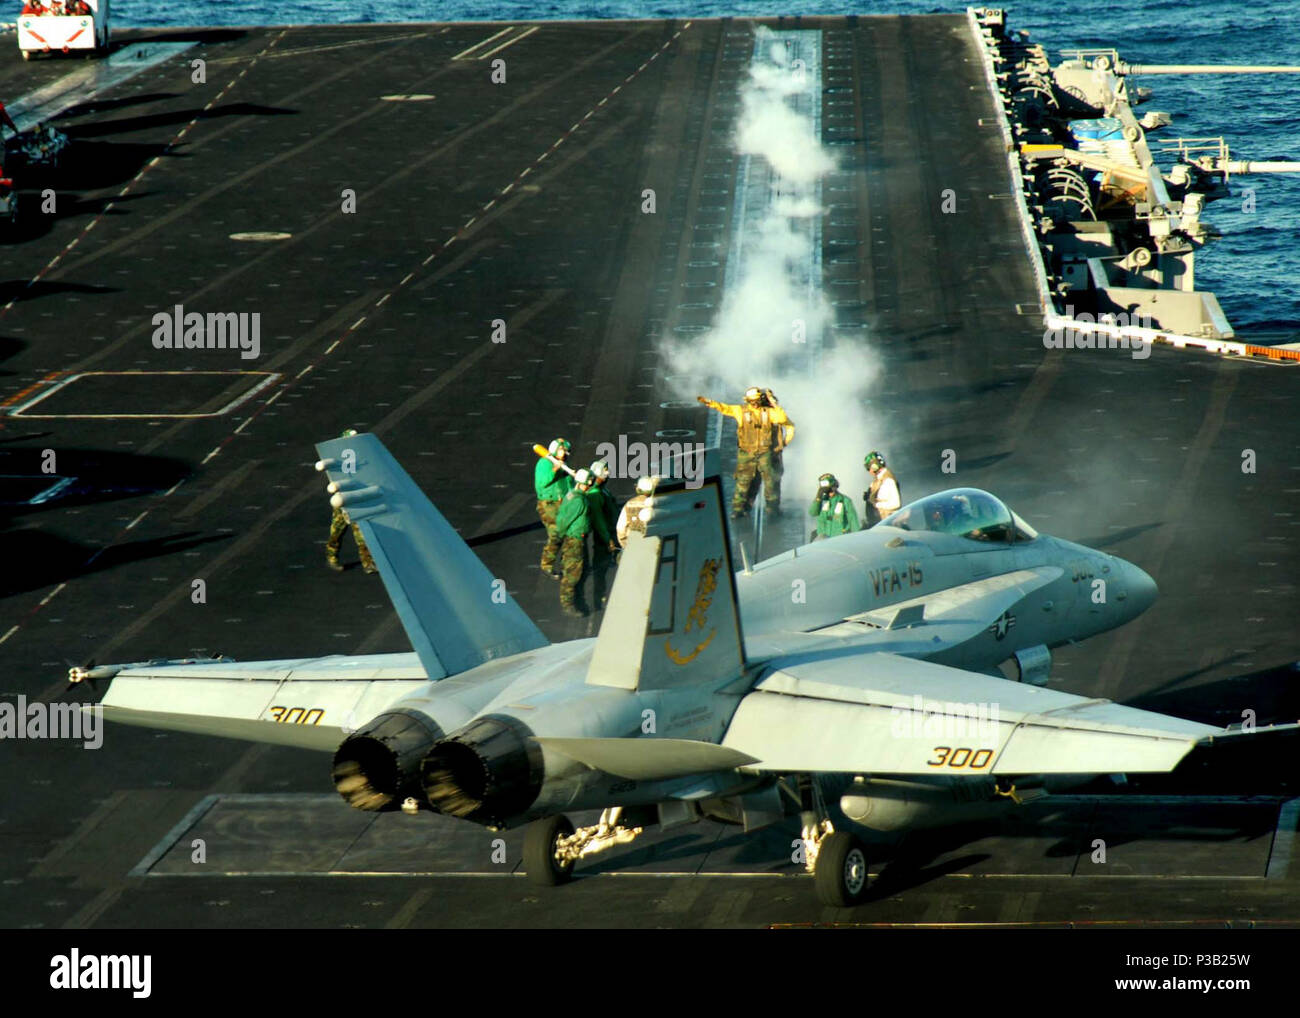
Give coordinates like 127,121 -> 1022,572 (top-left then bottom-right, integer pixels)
331,710 -> 444,812
421,716 -> 544,827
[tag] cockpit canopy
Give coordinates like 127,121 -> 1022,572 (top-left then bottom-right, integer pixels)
880,488 -> 1038,543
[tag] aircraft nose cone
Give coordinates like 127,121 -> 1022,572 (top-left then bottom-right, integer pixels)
1126,563 -> 1158,617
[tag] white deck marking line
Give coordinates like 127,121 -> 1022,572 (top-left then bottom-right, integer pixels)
8,371 -> 282,420
213,33 -> 435,63
451,26 -> 512,61
476,25 -> 539,61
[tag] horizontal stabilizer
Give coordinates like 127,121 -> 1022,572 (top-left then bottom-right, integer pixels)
92,654 -> 428,751
533,736 -> 759,780
315,433 -> 548,680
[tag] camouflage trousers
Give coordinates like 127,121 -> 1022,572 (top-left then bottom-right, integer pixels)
732,450 -> 783,513
327,507 -> 375,570
558,536 -> 587,609
537,499 -> 562,573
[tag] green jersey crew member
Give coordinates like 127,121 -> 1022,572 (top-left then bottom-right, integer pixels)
697,386 -> 796,519
555,467 -> 595,617
809,473 -> 860,539
586,459 -> 619,608
535,437 -> 574,575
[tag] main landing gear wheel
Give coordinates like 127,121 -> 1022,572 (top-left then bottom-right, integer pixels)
814,831 -> 869,907
524,814 -> 575,886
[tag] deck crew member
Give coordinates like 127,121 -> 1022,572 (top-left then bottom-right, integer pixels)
864,450 -> 901,526
809,473 -> 860,539
616,476 -> 656,546
535,437 -> 573,576
555,467 -> 594,617
697,386 -> 795,519
586,459 -> 619,607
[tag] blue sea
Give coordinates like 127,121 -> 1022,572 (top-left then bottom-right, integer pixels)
114,0 -> 1300,332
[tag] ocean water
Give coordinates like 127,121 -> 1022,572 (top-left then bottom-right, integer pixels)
111,0 -> 1300,332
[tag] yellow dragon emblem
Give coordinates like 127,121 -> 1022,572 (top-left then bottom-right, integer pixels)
665,557 -> 720,665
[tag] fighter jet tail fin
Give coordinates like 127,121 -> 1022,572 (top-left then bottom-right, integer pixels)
587,476 -> 746,691
314,433 -> 548,680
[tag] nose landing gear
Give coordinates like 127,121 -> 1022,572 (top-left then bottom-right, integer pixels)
797,775 -> 870,907
812,829 -> 870,907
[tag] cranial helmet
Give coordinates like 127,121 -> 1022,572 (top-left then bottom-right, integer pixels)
635,476 -> 656,495
340,428 -> 358,438
549,438 -> 572,455
574,468 -> 593,486
865,450 -> 885,469
589,459 -> 610,479
818,473 -> 838,490
744,386 -> 763,403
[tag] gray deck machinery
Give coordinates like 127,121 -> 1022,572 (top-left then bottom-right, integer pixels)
971,7 -> 1300,360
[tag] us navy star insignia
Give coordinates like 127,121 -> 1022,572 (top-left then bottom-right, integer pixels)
989,610 -> 1016,640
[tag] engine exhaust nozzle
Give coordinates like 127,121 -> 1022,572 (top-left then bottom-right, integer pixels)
421,715 -> 543,827
332,709 -> 443,812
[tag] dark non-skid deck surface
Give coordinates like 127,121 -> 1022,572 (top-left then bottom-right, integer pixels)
0,17 -> 1297,929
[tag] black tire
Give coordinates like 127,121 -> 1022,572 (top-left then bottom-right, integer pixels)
814,831 -> 869,907
524,814 -> 575,886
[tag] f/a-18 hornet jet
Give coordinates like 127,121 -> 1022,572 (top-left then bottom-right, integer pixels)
78,434 -> 1296,906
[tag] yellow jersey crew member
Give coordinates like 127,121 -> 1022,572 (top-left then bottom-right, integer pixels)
697,386 -> 795,519
809,473 -> 860,539
535,437 -> 574,577
864,450 -> 901,526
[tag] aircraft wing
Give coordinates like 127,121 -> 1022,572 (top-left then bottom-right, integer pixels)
89,655 -> 428,751
720,652 -> 1233,776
